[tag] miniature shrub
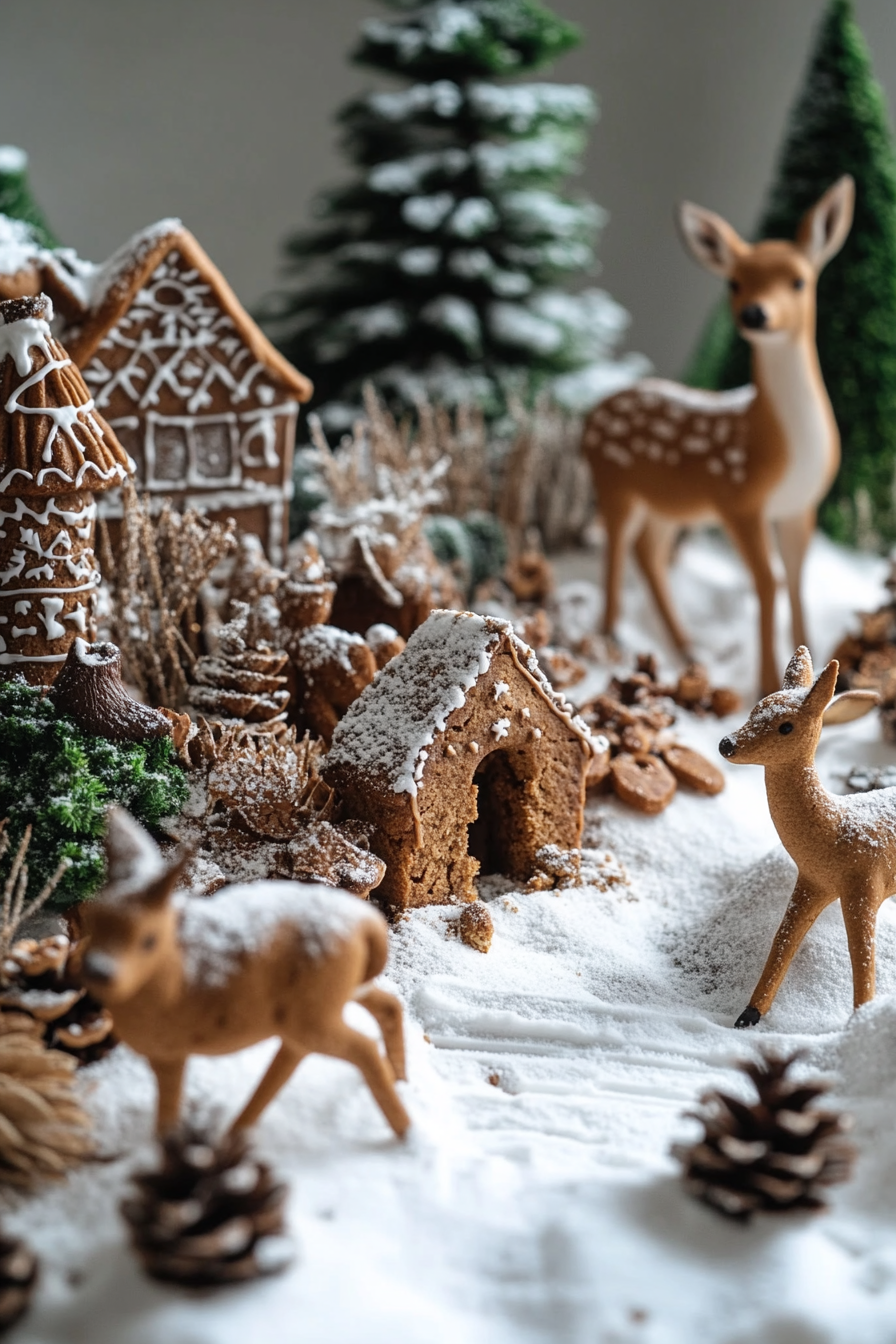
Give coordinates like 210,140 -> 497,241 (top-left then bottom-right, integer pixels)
0,677 -> 188,908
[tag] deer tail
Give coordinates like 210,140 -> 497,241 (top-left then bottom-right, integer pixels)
354,915 -> 389,996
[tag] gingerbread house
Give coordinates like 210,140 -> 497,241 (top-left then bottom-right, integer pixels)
0,220 -> 312,565
0,293 -> 132,684
324,609 -> 593,909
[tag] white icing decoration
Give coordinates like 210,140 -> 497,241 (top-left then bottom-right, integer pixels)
38,597 -> 66,639
491,718 -> 510,740
494,681 -> 510,700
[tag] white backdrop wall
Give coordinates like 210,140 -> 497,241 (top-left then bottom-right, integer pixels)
1,0 -> 894,376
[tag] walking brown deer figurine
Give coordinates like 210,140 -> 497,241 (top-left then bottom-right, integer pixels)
719,646 -> 889,1026
583,177 -> 855,696
74,807 -> 410,1138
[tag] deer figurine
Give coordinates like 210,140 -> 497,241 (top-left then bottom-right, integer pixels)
584,176 -> 855,696
73,807 -> 410,1138
719,646 -> 890,1026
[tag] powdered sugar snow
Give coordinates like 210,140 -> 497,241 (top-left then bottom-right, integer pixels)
10,530 -> 896,1343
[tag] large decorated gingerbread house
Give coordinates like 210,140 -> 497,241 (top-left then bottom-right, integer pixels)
0,217 -> 313,564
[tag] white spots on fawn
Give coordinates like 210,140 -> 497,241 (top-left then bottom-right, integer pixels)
707,458 -> 724,475
683,435 -> 710,454
713,418 -> 731,444
603,442 -> 633,468
653,419 -> 677,441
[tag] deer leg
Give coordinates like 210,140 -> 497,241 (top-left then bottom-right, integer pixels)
776,509 -> 814,651
725,513 -> 779,696
600,495 -> 641,639
633,515 -> 692,656
325,1024 -> 411,1138
229,1043 -> 306,1133
841,892 -> 880,1010
151,1058 -> 186,1135
735,882 -> 833,1026
354,984 -> 407,1082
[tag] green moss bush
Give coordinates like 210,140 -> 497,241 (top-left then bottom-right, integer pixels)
0,676 -> 188,908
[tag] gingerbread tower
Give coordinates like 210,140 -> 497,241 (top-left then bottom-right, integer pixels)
0,294 -> 132,684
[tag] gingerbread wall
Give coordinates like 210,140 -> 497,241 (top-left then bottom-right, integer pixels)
80,250 -> 297,562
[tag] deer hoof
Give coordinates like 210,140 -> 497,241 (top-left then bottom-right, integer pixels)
734,1005 -> 761,1029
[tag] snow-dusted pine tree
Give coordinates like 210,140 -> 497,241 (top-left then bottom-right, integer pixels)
0,147 -> 57,248
265,0 -> 645,430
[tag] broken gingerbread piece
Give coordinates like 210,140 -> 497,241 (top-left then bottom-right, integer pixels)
610,753 -> 677,815
662,744 -> 725,796
459,902 -> 494,953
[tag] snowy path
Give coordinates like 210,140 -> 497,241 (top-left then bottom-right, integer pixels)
9,532 -> 896,1343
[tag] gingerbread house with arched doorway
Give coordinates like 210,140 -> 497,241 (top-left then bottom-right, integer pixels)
324,609 -> 593,909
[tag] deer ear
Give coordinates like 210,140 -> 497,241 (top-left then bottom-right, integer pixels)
677,202 -> 747,278
136,848 -> 191,909
822,688 -> 880,726
802,659 -> 840,715
797,176 -> 854,271
782,645 -> 814,689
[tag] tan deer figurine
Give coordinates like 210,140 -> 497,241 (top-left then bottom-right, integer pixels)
74,807 -> 410,1138
584,176 -> 855,696
719,646 -> 889,1026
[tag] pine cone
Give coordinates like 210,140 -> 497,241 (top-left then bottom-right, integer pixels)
0,1013 -> 92,1188
187,602 -> 290,725
0,936 -> 117,1065
0,1230 -> 37,1332
672,1052 -> 855,1221
122,1129 -> 294,1287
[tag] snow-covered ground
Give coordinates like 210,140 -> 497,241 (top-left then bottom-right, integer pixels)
9,530 -> 896,1344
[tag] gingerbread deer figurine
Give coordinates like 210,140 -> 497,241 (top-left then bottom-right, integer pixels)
719,646 -> 890,1026
584,177 -> 854,695
74,808 -> 410,1137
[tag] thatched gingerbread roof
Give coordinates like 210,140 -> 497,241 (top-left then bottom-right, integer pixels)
0,294 -> 131,497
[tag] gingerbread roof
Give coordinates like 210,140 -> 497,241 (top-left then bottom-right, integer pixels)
326,609 -> 592,797
63,220 -> 312,402
0,215 -> 98,322
0,294 -> 132,497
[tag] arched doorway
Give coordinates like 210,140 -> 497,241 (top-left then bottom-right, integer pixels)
466,748 -> 533,878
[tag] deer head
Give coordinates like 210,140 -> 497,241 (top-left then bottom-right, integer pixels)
678,176 -> 854,345
718,646 -> 878,768
75,808 -> 189,1004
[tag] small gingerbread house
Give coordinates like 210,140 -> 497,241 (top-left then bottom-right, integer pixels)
0,293 -> 131,683
324,609 -> 593,908
20,220 -> 313,565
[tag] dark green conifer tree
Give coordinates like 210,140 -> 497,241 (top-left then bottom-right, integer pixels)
0,146 -> 57,248
264,0 -> 643,431
684,0 -> 896,546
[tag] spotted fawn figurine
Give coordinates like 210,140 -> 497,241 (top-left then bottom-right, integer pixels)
719,646 -> 888,1025
584,177 -> 854,695
75,808 -> 410,1137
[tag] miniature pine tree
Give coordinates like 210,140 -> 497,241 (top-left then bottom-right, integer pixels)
0,147 -> 57,248
264,0 -> 644,431
683,0 -> 896,547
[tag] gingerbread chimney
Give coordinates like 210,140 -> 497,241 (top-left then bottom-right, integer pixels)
0,293 -> 132,684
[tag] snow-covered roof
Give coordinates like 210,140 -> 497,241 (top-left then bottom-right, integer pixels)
326,609 -> 591,797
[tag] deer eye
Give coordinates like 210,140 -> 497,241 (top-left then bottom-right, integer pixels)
779,722 -> 794,735
792,277 -> 805,290
728,279 -> 740,293
141,933 -> 158,952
